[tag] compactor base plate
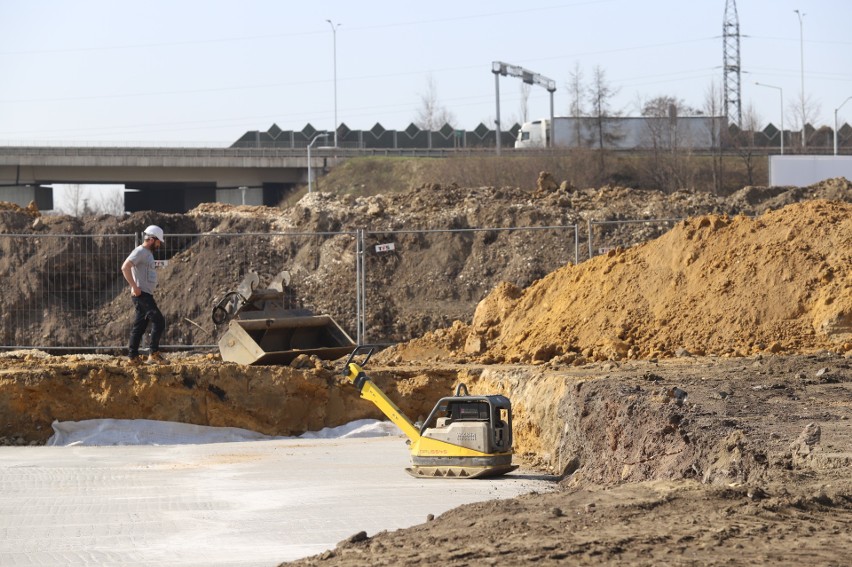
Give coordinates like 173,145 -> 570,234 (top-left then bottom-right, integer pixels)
405,464 -> 518,479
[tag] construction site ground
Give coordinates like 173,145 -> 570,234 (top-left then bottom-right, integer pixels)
0,434 -> 553,566
0,352 -> 849,565
1,170 -> 851,565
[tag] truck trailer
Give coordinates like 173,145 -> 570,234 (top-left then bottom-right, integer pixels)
515,115 -> 723,150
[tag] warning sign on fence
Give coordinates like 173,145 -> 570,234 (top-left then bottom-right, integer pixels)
375,243 -> 395,253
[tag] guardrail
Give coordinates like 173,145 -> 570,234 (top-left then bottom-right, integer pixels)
0,146 -> 507,160
2,144 -> 841,160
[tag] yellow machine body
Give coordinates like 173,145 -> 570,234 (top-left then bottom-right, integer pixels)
342,348 -> 517,479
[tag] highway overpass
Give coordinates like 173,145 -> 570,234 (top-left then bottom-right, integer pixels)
0,146 -> 348,213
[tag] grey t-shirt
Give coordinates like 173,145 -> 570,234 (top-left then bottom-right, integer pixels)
126,245 -> 158,295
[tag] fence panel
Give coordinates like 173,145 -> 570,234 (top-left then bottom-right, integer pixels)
587,218 -> 683,259
1,233 -> 137,349
0,231 -> 360,351
362,226 -> 578,345
5,220 -> 715,352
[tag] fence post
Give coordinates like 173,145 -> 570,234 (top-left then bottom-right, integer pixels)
356,229 -> 365,345
587,219 -> 594,259
574,224 -> 579,265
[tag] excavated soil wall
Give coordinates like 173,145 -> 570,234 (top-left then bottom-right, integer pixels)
3,352 -> 849,494
0,353 -> 458,444
466,352 -> 851,486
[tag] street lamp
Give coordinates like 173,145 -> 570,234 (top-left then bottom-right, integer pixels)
326,19 -> 341,148
307,133 -> 328,193
794,9 -> 806,148
755,82 -> 784,155
834,96 -> 852,156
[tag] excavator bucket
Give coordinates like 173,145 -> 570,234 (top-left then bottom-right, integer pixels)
218,313 -> 355,365
215,270 -> 355,365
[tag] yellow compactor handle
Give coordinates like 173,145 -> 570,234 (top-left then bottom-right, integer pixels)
342,360 -> 421,444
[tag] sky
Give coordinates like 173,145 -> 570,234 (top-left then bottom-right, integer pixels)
0,0 -> 850,149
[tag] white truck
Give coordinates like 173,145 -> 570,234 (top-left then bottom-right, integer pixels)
515,116 -> 722,150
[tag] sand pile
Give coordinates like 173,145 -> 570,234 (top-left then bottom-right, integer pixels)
454,200 -> 851,363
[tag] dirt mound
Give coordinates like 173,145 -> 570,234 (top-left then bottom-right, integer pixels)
481,199 -> 851,361
288,476 -> 852,566
0,200 -> 40,216
188,202 -> 281,217
728,176 -> 852,212
391,200 -> 851,364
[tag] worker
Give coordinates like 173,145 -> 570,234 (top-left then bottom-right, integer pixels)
121,225 -> 168,365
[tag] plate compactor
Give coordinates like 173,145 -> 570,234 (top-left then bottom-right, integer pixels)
342,347 -> 518,479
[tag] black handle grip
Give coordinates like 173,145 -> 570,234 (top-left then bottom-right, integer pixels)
341,345 -> 375,375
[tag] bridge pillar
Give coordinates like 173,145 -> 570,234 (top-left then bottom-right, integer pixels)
0,185 -> 53,211
216,186 -> 264,206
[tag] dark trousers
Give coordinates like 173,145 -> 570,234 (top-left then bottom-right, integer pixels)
129,292 -> 166,357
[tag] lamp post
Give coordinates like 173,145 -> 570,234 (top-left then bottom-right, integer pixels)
755,82 -> 784,155
325,19 -> 341,148
307,133 -> 328,193
794,9 -> 806,148
835,96 -> 852,156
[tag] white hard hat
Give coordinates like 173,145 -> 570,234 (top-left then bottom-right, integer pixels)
143,225 -> 165,243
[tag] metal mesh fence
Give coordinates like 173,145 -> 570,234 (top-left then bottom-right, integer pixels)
361,226 -> 579,344
1,233 -> 137,349
0,231 -> 360,351
2,220 -> 700,351
587,218 -> 682,258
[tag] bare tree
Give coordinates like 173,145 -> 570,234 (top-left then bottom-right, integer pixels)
790,93 -> 821,150
587,66 -> 620,148
731,103 -> 761,185
703,81 -> 725,194
97,188 -> 126,215
61,184 -> 126,216
64,184 -> 87,216
415,75 -> 456,130
587,65 -> 620,181
566,62 -> 585,147
641,95 -> 699,118
639,95 -> 698,193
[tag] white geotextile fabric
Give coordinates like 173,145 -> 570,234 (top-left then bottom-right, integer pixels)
47,418 -> 401,447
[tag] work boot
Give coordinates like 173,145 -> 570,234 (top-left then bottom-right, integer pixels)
147,352 -> 169,365
125,356 -> 143,367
